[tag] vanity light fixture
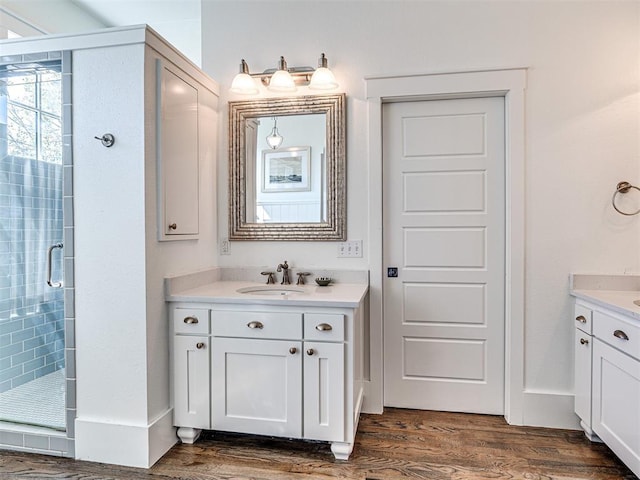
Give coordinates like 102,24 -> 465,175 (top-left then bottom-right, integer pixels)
230,59 -> 259,95
229,54 -> 339,95
268,57 -> 296,92
309,53 -> 339,90
266,117 -> 284,149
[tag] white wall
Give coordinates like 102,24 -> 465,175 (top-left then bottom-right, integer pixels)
0,0 -> 105,34
202,1 -> 640,426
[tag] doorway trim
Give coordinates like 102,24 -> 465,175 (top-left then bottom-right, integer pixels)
364,68 -> 527,425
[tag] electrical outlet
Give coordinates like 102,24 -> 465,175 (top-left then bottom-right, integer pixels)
338,240 -> 362,258
220,237 -> 230,255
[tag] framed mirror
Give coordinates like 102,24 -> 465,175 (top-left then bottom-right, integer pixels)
229,94 -> 346,240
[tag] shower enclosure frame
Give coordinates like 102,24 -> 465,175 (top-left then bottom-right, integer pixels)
0,49 -> 76,457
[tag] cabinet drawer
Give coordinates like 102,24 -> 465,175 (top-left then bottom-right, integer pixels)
212,311 -> 302,340
574,303 -> 592,334
173,308 -> 210,335
304,314 -> 345,342
593,311 -> 640,361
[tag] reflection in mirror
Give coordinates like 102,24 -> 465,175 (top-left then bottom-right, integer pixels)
229,94 -> 345,240
247,114 -> 326,224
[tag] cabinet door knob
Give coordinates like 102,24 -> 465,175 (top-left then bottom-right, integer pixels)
183,316 -> 199,324
247,321 -> 264,329
306,348 -> 314,356
168,223 -> 177,230
580,338 -> 589,345
315,323 -> 333,332
196,342 -> 205,349
613,329 -> 629,341
289,347 -> 297,354
576,315 -> 587,323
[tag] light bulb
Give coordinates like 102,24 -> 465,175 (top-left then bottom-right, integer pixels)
309,67 -> 338,90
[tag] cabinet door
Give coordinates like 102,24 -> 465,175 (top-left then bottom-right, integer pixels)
592,339 -> 640,477
158,60 -> 199,239
303,341 -> 345,442
574,328 -> 592,427
173,335 -> 210,428
212,338 -> 302,438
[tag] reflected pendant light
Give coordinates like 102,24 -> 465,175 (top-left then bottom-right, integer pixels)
266,117 -> 283,149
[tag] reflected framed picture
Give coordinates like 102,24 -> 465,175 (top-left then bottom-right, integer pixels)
261,146 -> 311,193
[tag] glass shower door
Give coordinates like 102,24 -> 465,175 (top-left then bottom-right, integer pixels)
0,61 -> 66,431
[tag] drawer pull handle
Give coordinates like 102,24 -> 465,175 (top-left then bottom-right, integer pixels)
576,315 -> 587,323
580,338 -> 589,345
183,316 -> 199,324
289,347 -> 297,354
315,323 -> 333,332
247,321 -> 264,329
306,348 -> 314,356
613,329 -> 629,341
196,342 -> 205,349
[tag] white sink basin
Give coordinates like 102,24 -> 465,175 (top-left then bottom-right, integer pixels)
236,286 -> 304,296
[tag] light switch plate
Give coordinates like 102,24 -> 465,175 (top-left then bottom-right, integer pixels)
338,240 -> 362,258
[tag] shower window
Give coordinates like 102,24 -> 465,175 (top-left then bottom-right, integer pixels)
6,70 -> 61,164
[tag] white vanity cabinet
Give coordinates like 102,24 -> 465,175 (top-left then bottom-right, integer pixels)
573,302 -> 597,440
170,300 -> 364,460
591,310 -> 640,477
171,308 -> 211,442
572,298 -> 640,478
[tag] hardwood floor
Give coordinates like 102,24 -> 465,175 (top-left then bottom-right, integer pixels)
0,409 -> 635,479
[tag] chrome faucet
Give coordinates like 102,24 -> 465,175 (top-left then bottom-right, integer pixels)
277,260 -> 290,285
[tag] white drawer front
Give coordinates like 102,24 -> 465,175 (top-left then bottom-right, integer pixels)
173,308 -> 210,335
304,313 -> 345,342
212,311 -> 302,340
594,311 -> 640,361
574,303 -> 592,334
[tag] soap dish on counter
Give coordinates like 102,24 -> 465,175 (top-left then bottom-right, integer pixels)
315,277 -> 332,286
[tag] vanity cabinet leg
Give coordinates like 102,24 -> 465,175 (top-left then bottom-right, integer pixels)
330,441 -> 353,460
177,427 -> 202,444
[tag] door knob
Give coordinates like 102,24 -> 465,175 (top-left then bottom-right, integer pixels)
196,342 -> 205,349
168,223 -> 177,230
306,348 -> 314,356
289,347 -> 297,354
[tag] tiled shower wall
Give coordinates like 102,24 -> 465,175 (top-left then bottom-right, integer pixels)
0,157 -> 64,393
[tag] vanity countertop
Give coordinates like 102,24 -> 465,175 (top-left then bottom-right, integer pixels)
167,281 -> 369,308
571,289 -> 640,321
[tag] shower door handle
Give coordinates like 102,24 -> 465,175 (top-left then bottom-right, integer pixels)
47,243 -> 64,288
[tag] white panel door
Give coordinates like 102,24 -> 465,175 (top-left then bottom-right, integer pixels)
383,97 -> 505,414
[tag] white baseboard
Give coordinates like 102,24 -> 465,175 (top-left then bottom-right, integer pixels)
522,391 -> 581,430
75,408 -> 176,468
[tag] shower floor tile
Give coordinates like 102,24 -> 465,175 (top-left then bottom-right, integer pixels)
0,369 -> 65,431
